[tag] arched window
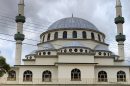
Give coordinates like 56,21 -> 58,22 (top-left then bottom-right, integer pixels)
98,34 -> 101,41
74,49 -> 78,52
82,31 -> 87,39
71,68 -> 81,81
98,71 -> 107,82
43,52 -> 46,55
39,52 -> 41,56
54,32 -> 58,40
23,70 -> 32,81
85,50 -> 88,53
69,49 -> 72,52
42,70 -> 52,82
73,31 -> 77,38
80,49 -> 83,52
99,52 -> 102,55
91,32 -> 95,40
48,52 -> 51,55
8,70 -> 16,81
43,35 -> 45,42
104,52 -> 106,56
108,53 -> 109,56
117,71 -> 126,82
47,33 -> 51,41
102,36 -> 105,42
64,49 -> 67,53
63,31 -> 67,39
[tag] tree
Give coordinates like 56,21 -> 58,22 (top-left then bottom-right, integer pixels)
0,56 -> 10,77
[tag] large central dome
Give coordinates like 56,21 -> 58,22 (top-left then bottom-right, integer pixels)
48,17 -> 98,31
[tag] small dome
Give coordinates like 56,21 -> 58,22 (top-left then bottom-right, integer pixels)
48,17 -> 98,31
94,45 -> 109,51
30,50 -> 37,54
39,43 -> 55,50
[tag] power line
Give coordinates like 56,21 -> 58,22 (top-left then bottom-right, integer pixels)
0,13 -> 49,29
0,12 -> 46,26
0,21 -> 45,33
0,23 -> 42,34
0,32 -> 40,42
0,37 -> 62,49
0,37 -> 37,47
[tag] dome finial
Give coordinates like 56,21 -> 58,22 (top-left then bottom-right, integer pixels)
19,0 -> 24,4
72,13 -> 73,18
116,0 -> 121,7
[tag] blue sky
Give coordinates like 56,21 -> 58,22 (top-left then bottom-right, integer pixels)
0,0 -> 130,65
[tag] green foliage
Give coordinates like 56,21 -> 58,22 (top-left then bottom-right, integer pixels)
0,56 -> 10,77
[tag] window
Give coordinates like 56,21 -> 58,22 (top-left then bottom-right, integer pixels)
85,50 -> 88,53
69,49 -> 72,52
23,70 -> 32,81
80,49 -> 83,52
42,70 -> 51,82
98,71 -> 107,82
54,32 -> 58,40
73,31 -> 77,38
43,52 -> 46,55
82,31 -> 87,39
74,49 -> 78,52
29,56 -> 32,59
64,49 -> 67,53
7,70 -> 16,81
43,35 -> 45,42
39,52 -> 41,55
91,32 -> 95,40
99,52 -> 102,55
104,52 -> 106,56
117,71 -> 126,82
26,57 -> 29,59
63,31 -> 67,39
108,53 -> 109,56
102,36 -> 105,42
47,33 -> 51,41
98,34 -> 101,41
71,68 -> 81,81
48,52 -> 51,55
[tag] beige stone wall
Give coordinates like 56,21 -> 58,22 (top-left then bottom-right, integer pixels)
35,57 -> 57,65
24,61 -> 35,65
95,58 -> 114,65
58,55 -> 94,63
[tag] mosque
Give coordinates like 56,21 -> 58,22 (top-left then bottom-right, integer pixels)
0,0 -> 130,86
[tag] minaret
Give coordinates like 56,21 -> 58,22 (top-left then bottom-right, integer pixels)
115,0 -> 126,60
14,0 -> 25,65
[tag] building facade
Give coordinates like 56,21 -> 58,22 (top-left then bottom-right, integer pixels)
0,0 -> 130,86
